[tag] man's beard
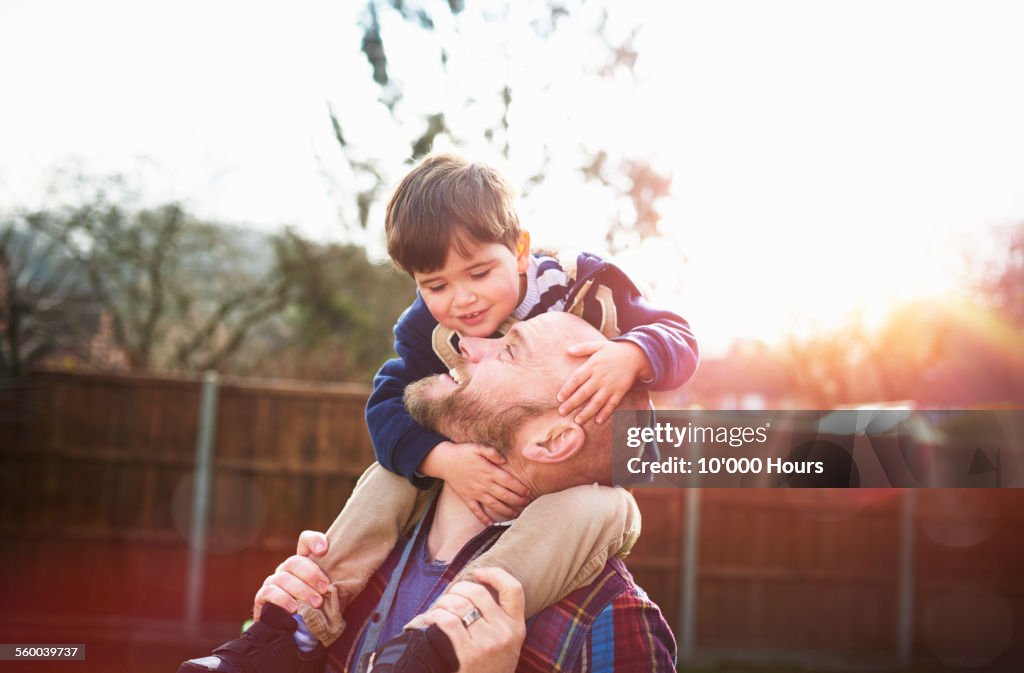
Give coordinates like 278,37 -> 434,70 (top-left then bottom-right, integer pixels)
404,373 -> 545,456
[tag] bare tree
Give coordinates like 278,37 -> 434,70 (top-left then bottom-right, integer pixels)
23,194 -> 295,372
327,0 -> 676,255
0,222 -> 101,376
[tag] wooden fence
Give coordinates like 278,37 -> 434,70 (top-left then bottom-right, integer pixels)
2,371 -> 1022,670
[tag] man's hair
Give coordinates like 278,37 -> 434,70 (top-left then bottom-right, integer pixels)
405,372 -> 648,468
385,154 -> 521,274
405,377 -> 546,457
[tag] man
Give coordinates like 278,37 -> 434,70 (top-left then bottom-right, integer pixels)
184,313 -> 676,673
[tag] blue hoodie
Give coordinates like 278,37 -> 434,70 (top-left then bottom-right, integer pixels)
366,252 -> 699,486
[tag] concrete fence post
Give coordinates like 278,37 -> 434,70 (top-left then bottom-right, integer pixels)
679,488 -> 702,662
184,370 -> 220,634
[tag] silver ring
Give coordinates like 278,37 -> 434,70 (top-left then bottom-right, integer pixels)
461,607 -> 482,628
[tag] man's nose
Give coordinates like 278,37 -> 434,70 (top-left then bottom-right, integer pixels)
458,336 -> 498,363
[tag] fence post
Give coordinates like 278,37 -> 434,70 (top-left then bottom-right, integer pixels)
184,370 -> 219,634
679,488 -> 702,662
896,488 -> 916,665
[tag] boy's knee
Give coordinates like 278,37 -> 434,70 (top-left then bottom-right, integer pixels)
545,485 -> 640,530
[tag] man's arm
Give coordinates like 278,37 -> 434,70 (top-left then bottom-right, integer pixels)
253,531 -> 331,619
258,553 -> 528,673
584,590 -> 678,673
419,569 -> 526,673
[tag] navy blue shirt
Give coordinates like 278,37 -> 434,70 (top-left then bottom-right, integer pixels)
366,252 -> 699,486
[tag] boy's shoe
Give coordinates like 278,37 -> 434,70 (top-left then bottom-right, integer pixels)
177,603 -> 325,673
359,625 -> 458,673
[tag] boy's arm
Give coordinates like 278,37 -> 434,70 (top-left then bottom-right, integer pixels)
598,263 -> 700,391
369,300 -> 531,519
366,304 -> 450,487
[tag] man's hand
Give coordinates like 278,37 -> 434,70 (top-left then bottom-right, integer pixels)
253,530 -> 331,620
419,441 -> 531,526
557,340 -> 653,425
419,568 -> 526,673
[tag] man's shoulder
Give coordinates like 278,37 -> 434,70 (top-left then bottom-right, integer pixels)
517,558 -> 675,672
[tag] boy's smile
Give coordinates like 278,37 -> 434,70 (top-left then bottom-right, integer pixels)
413,234 -> 530,338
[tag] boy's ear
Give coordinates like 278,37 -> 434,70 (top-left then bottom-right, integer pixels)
515,231 -> 531,273
521,416 -> 584,464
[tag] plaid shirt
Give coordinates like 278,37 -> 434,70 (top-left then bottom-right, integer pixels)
325,518 -> 677,673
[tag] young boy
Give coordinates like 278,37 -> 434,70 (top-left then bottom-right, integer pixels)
179,155 -> 698,673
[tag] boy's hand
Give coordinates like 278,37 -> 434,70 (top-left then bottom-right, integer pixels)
420,441 -> 532,526
557,340 -> 653,426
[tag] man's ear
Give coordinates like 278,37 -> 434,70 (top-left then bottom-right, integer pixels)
521,417 -> 584,464
515,231 -> 531,273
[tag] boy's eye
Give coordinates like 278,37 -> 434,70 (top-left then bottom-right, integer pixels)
470,269 -> 491,281
426,283 -> 447,294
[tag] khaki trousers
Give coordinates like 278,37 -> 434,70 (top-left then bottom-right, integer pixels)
296,463 -> 641,646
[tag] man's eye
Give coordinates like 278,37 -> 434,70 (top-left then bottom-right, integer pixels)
503,345 -> 514,361
470,269 -> 491,281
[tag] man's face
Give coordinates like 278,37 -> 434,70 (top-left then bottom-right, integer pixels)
404,313 -> 599,450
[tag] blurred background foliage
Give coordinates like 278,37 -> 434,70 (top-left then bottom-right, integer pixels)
3,182 -> 1021,409
0,179 -> 414,382
1,0 -> 1021,409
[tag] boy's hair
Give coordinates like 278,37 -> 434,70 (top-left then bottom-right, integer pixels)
385,154 -> 521,274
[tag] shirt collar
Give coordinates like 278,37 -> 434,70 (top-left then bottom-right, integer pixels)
512,254 -> 541,320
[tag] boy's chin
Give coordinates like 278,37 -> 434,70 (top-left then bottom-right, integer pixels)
458,325 -> 496,338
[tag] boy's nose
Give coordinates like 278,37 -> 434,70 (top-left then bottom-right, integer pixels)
454,287 -> 477,307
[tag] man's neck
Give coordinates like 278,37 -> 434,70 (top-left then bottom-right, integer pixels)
426,485 -> 488,563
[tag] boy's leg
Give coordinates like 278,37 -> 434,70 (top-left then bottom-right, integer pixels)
298,462 -> 436,647
408,484 -> 640,627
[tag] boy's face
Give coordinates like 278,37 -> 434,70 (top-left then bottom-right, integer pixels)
413,232 -> 530,338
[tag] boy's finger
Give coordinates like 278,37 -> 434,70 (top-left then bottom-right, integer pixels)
567,340 -> 602,357
490,484 -> 530,507
561,381 -> 598,417
559,380 -> 595,417
468,500 -> 493,527
556,366 -> 589,404
574,393 -> 606,426
595,394 -> 622,425
493,470 -> 531,498
482,496 -> 517,519
556,381 -> 577,407
476,445 -> 506,464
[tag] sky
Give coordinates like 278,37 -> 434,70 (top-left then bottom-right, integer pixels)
2,0 -> 1023,356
